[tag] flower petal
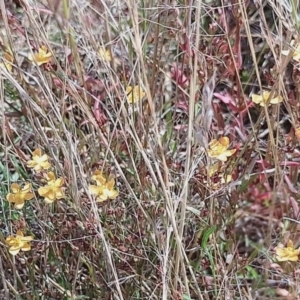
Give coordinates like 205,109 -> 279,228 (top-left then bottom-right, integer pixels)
46,172 -> 56,181
24,192 -> 34,200
22,183 -> 32,192
14,202 -> 25,209
44,197 -> 54,204
251,94 -> 263,104
106,179 -> 115,190
21,243 -> 31,251
54,178 -> 64,187
38,186 -> 50,197
20,236 -> 34,242
106,189 -> 118,199
33,148 -> 42,156
10,183 -> 20,193
6,193 -> 16,202
219,137 -> 230,147
9,246 -> 20,256
89,185 -> 101,195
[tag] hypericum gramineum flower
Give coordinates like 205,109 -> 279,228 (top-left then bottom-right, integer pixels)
28,46 -> 52,66
205,162 -> 232,189
126,85 -> 146,104
26,148 -> 51,172
5,230 -> 34,255
38,172 -> 64,204
207,137 -> 236,162
89,170 -> 118,202
282,40 -> 300,63
275,240 -> 300,262
98,47 -> 112,62
0,52 -> 13,73
6,183 -> 34,209
251,90 -> 283,107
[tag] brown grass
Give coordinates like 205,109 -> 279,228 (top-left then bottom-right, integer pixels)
1,0 -> 300,299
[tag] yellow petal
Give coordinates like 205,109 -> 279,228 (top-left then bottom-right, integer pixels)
40,162 -> 51,169
54,178 -> 64,187
26,160 -> 36,168
33,148 -> 42,156
96,194 -> 108,202
21,243 -> 31,251
6,193 -> 15,202
14,201 -> 25,209
46,172 -> 56,181
251,94 -> 263,104
45,190 -> 56,200
44,197 -> 54,204
106,179 -> 115,190
216,154 -> 230,162
24,192 -> 34,200
270,96 -> 283,104
9,246 -> 20,256
207,163 -> 220,177
92,171 -> 106,185
22,183 -> 32,192
261,91 -> 271,101
89,185 -> 101,196
5,236 -> 15,246
10,183 -> 20,193
16,230 -> 24,237
126,86 -> 133,94
38,186 -> 50,197
218,137 -> 230,147
20,236 -> 34,242
106,189 -> 118,199
98,47 -> 112,61
55,190 -> 64,199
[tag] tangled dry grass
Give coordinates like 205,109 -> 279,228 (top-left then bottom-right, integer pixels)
1,0 -> 300,299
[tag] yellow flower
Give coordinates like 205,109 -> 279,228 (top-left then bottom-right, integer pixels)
28,46 -> 52,66
295,127 -> 300,140
89,170 -> 118,202
6,183 -> 34,209
26,148 -> 51,172
275,240 -> 300,262
38,172 -> 64,204
98,47 -> 112,62
0,52 -> 13,73
207,137 -> 236,162
5,230 -> 34,256
126,85 -> 146,104
282,40 -> 300,62
251,91 -> 283,107
206,162 -> 232,189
